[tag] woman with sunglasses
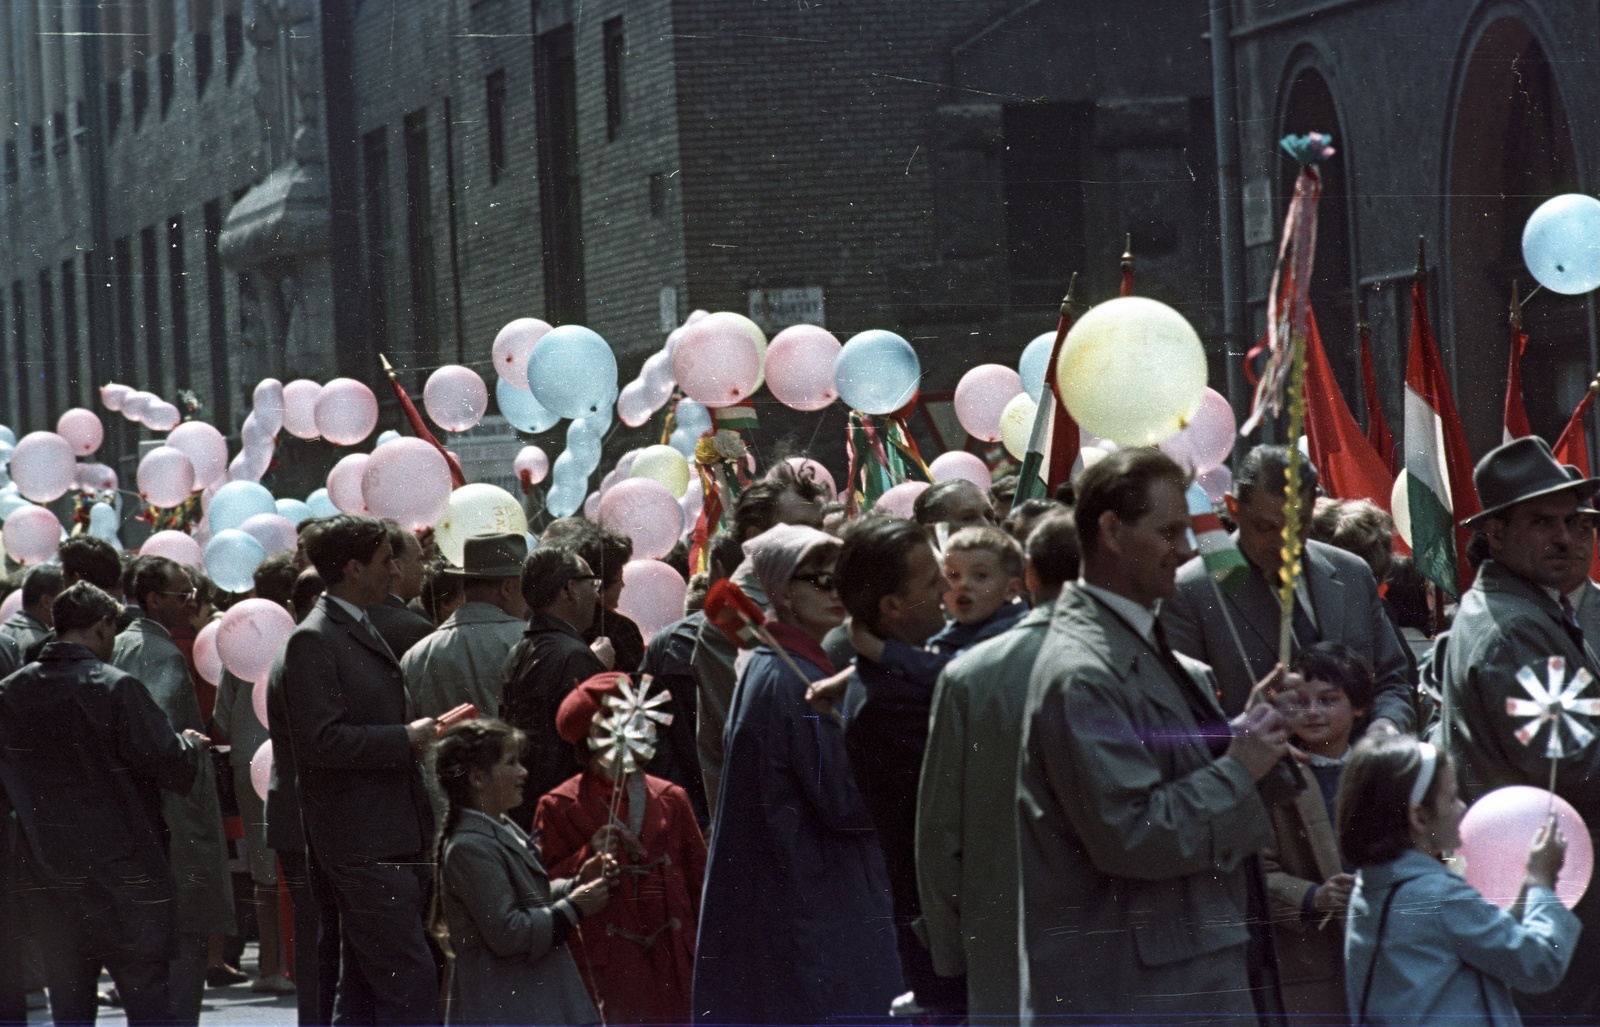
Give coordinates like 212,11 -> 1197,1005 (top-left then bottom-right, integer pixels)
693,524 -> 903,1025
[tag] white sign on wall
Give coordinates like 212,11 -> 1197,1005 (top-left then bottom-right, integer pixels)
748,287 -> 825,333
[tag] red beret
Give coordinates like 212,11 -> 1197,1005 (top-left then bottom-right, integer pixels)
555,672 -> 629,745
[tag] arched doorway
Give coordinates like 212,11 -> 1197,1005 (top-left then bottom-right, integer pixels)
1279,67 -> 1359,410
1447,17 -> 1581,452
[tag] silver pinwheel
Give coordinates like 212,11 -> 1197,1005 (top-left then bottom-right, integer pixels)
1507,656 -> 1600,759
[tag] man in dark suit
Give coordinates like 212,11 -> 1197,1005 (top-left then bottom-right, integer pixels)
273,516 -> 438,1026
1162,444 -> 1415,733
368,521 -> 436,661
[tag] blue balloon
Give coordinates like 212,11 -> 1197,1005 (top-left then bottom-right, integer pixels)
209,481 -> 277,534
305,488 -> 339,519
674,399 -> 712,438
1522,194 -> 1600,295
375,430 -> 402,447
667,427 -> 698,460
1018,331 -> 1055,403
276,498 -> 315,525
545,451 -> 589,518
497,378 -> 561,434
834,330 -> 922,416
205,528 -> 267,594
565,420 -> 604,472
0,426 -> 15,448
526,325 -> 618,420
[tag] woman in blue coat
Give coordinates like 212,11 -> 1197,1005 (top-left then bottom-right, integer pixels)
693,524 -> 902,1024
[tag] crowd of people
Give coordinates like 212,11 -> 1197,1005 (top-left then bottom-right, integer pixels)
0,433 -> 1594,1025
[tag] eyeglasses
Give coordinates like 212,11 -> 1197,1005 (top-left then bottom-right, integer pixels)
155,589 -> 199,604
565,575 -> 600,588
791,572 -> 839,592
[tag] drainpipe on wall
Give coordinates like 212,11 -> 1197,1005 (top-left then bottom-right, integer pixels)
1209,0 -> 1249,440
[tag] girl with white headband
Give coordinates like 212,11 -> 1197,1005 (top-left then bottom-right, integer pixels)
1339,736 -> 1580,1025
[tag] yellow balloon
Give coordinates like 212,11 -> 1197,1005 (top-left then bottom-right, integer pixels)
1000,392 -> 1037,461
629,444 -> 692,498
1391,474 -> 1412,548
434,483 -> 529,566
1056,296 -> 1207,447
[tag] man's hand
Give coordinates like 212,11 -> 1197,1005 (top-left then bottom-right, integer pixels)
182,728 -> 213,751
590,636 -> 616,670
804,666 -> 854,718
1226,703 -> 1291,781
1246,664 -> 1305,711
1312,873 -> 1355,913
406,717 -> 438,751
848,617 -> 885,663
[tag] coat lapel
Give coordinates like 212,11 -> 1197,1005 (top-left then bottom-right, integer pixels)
320,596 -> 400,669
1071,589 -> 1209,728
1305,544 -> 1346,645
1293,763 -> 1343,883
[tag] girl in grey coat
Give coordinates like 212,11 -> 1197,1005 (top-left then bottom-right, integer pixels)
433,719 -> 617,1026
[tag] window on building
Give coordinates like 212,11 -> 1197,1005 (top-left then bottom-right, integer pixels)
649,172 -> 664,218
38,271 -> 57,420
113,236 -> 135,384
203,201 -> 231,429
193,0 -> 215,99
141,227 -> 162,389
168,217 -> 190,389
51,113 -> 66,157
486,70 -> 508,184
61,259 -> 82,407
224,3 -> 244,84
362,127 -> 393,353
12,282 -> 30,427
603,18 -> 625,140
29,124 -> 44,168
404,109 -> 437,354
3,141 -> 16,185
131,0 -> 151,131
1002,102 -> 1090,309
535,25 -> 585,324
103,0 -> 125,139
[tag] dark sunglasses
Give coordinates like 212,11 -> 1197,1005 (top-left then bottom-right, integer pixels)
155,589 -> 200,604
791,572 -> 839,592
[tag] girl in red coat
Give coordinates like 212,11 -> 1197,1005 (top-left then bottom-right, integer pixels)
536,672 -> 708,1025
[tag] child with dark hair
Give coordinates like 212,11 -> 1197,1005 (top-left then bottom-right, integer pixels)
1339,736 -> 1577,1026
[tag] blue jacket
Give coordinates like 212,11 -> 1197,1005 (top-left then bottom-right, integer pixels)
1345,849 -> 1581,1026
877,601 -> 1028,688
694,646 -> 902,1024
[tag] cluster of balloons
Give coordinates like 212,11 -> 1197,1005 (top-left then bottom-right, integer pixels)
617,311 -> 704,428
193,596 -> 298,800
100,384 -> 181,433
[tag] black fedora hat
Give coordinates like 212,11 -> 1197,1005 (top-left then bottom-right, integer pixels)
445,532 -> 529,578
1462,437 -> 1600,527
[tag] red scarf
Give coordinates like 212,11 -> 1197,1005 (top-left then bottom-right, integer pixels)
762,621 -> 835,677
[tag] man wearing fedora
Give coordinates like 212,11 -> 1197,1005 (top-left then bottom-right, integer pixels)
401,532 -> 530,720
1437,435 -> 1600,1018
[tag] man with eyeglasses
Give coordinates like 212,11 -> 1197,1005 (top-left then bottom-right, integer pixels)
500,545 -> 609,828
111,556 -> 234,1026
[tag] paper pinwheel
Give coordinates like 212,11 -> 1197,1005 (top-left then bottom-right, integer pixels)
1507,656 -> 1600,759
591,676 -> 675,775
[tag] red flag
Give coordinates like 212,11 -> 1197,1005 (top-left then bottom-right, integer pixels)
1504,323 -> 1533,443
380,355 -> 467,490
1043,284 -> 1082,496
1119,237 -> 1134,298
1358,320 -> 1397,473
1552,388 -> 1600,580
1302,309 -> 1395,512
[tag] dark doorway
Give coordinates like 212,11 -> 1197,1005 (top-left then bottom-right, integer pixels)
535,25 -> 585,325
1002,103 -> 1089,311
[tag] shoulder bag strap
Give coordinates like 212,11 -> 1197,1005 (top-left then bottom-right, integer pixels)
1356,881 -> 1405,1027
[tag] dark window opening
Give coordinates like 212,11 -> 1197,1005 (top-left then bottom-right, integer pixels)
106,81 -> 122,139
132,66 -> 149,129
224,13 -> 244,83
113,237 -> 136,382
195,32 -> 214,97
73,100 -> 87,144
159,52 -> 176,117
141,227 -> 162,388
362,127 -> 393,353
1002,102 -> 1089,309
649,172 -> 665,218
29,124 -> 44,167
486,69 -> 508,184
535,25 -> 585,324
4,140 -> 17,185
404,109 -> 437,355
169,218 -> 190,390
203,201 -> 232,430
61,259 -> 81,407
38,271 -> 57,420
51,114 -> 67,157
603,18 -> 625,140
13,283 -> 30,425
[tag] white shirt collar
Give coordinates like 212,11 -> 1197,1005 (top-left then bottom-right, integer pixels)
1079,581 -> 1158,645
327,594 -> 370,624
1304,746 -> 1350,768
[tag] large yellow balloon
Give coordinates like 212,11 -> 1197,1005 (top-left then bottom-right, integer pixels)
630,444 -> 692,498
1000,392 -> 1037,461
434,483 -> 529,566
1056,296 -> 1207,447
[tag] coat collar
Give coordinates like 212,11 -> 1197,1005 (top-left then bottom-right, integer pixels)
454,808 -> 547,870
525,611 -> 586,642
123,614 -> 175,644
1220,537 -> 1347,661
1475,558 -> 1564,618
1358,848 -> 1451,890
316,595 -> 399,666
443,602 -> 525,630
1059,585 -> 1222,726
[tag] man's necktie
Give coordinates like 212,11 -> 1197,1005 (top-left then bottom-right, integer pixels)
1153,620 -> 1231,757
1290,593 -> 1320,653
360,616 -> 397,662
1560,594 -> 1586,651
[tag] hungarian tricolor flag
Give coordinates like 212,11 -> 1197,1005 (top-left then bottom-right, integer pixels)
1013,275 -> 1080,507
1186,484 -> 1247,593
1402,255 -> 1480,597
713,402 -> 759,432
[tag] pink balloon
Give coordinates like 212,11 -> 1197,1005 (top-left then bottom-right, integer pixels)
327,453 -> 370,515
616,381 -> 655,428
10,431 -> 77,502
928,450 -> 993,491
218,598 -> 297,682
424,365 -> 489,434
75,462 -> 118,493
252,379 -> 286,436
137,446 -> 197,509
774,457 -> 836,500
672,314 -> 761,408
514,446 -> 549,487
639,351 -> 676,406
680,477 -> 704,532
142,529 -> 205,569
492,318 -> 553,390
0,590 -> 18,624
598,478 -> 685,561
121,391 -> 155,422
1460,785 -> 1592,910
2,506 -> 60,564
238,513 -> 300,557
168,421 -> 230,488
282,380 -> 323,440
954,364 -> 1025,443
874,481 -> 928,519
363,438 -> 451,530
142,400 -> 181,432
616,559 -> 688,641
249,739 -> 273,800
194,620 -> 224,686
584,491 -> 602,521
765,325 -> 842,411
1159,389 -> 1236,473
315,378 -> 379,446
56,408 -> 104,456
100,383 -> 131,412
1198,464 -> 1233,504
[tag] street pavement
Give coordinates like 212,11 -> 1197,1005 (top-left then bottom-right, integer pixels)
29,944 -> 297,1026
